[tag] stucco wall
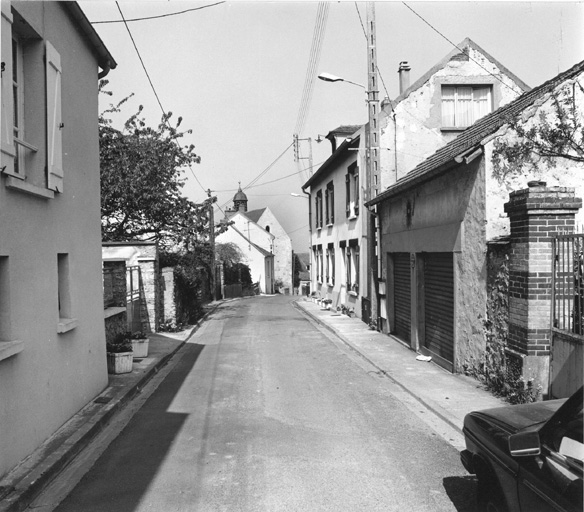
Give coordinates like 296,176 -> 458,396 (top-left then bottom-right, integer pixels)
229,212 -> 274,252
256,207 -> 292,290
379,45 -> 524,191
0,2 -> 108,477
485,73 -> 584,239
216,228 -> 271,293
379,158 -> 486,369
308,145 -> 366,316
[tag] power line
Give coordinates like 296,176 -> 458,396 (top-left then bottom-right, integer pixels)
218,144 -> 295,210
115,2 -> 210,201
401,2 -> 524,95
93,2 -> 225,24
294,2 -> 329,136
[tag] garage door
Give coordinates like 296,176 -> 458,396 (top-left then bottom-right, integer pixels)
423,253 -> 454,370
393,253 -> 411,343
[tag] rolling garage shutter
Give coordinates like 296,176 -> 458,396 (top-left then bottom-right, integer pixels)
424,253 -> 454,370
393,253 -> 411,343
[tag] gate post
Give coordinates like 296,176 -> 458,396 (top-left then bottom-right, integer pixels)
504,183 -> 582,394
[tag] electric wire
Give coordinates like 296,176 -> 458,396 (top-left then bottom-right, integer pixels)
93,2 -> 225,24
217,144 -> 294,210
294,2 -> 329,136
401,2 -> 524,95
115,2 -> 218,213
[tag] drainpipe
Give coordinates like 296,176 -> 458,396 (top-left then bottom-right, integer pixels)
302,186 -> 313,291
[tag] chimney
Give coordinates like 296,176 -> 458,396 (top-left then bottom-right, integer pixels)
398,61 -> 411,95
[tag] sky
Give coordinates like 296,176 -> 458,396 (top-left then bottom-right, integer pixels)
80,0 -> 584,252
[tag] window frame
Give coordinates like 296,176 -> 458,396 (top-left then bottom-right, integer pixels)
315,190 -> 323,229
441,84 -> 493,129
325,181 -> 334,226
346,162 -> 359,218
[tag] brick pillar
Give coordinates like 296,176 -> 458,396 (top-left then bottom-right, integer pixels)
504,183 -> 582,391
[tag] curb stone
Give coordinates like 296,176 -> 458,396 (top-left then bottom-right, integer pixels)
0,301 -> 224,512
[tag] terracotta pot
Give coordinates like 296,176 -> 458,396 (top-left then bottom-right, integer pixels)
106,352 -> 133,374
131,338 -> 149,358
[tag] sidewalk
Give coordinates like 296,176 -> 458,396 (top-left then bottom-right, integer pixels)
0,301 -> 224,512
294,298 -> 505,436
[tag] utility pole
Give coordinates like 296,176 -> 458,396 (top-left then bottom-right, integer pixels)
207,189 -> 216,301
366,2 -> 380,328
293,134 -> 314,176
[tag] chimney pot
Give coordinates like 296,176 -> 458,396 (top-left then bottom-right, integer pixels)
398,61 -> 411,95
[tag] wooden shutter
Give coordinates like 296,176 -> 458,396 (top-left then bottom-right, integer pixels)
345,174 -> 350,217
424,253 -> 454,368
46,41 -> 63,192
1,5 -> 15,165
330,184 -> 334,223
393,253 -> 411,343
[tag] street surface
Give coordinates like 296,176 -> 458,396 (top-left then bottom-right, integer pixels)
47,295 -> 476,511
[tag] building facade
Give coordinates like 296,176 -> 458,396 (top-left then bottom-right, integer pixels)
368,60 -> 584,382
218,186 -> 292,294
0,1 -> 116,478
304,39 -> 528,324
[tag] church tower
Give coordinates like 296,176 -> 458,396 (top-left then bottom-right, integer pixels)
233,184 -> 248,212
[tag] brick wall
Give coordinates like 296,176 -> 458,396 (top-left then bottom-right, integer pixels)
504,184 -> 582,389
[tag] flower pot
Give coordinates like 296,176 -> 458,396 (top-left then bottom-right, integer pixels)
131,338 -> 149,358
106,352 -> 133,374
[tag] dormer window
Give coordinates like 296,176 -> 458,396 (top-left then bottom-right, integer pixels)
441,85 -> 492,129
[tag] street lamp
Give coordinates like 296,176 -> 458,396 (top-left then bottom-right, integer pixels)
290,193 -> 308,198
317,72 -> 365,90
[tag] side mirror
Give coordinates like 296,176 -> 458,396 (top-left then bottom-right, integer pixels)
509,431 -> 541,457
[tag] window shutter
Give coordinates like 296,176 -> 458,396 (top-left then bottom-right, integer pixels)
1,6 -> 15,164
354,172 -> 359,215
325,187 -> 329,224
345,174 -> 351,217
330,184 -> 334,223
46,41 -> 63,192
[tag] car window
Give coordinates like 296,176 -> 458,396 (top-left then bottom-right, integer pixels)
551,408 -> 583,464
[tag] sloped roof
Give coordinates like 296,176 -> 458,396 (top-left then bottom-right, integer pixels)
67,3 -> 117,73
245,208 -> 267,224
326,125 -> 361,138
303,133 -> 361,188
369,59 -> 584,205
230,226 -> 273,257
390,38 -> 530,108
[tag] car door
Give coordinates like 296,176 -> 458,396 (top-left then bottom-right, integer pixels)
516,394 -> 583,512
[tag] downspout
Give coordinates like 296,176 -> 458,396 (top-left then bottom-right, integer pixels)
302,186 -> 313,290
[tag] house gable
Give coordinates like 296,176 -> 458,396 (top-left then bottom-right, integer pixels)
379,38 -> 529,190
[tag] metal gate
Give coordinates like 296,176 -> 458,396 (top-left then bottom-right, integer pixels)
126,265 -> 142,332
550,234 -> 583,398
393,253 -> 411,343
423,253 -> 454,371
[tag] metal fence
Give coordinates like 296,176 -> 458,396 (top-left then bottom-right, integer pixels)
552,234 -> 584,335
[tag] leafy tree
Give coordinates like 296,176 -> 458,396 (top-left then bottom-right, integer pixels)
99,81 -> 209,250
224,263 -> 252,286
492,81 -> 584,180
216,242 -> 245,267
293,253 -> 302,288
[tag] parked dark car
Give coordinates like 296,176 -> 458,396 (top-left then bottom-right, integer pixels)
461,386 -> 583,512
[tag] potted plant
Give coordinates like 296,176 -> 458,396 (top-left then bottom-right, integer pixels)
129,330 -> 149,358
106,334 -> 133,374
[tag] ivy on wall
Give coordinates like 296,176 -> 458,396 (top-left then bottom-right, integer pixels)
464,243 -> 539,403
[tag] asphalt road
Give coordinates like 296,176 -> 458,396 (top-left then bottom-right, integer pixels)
50,295 -> 476,512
